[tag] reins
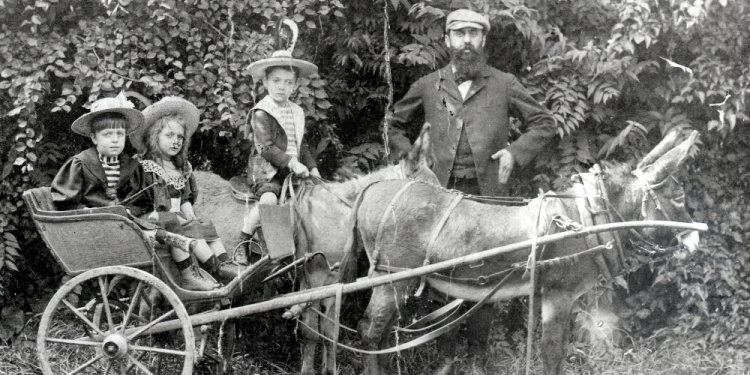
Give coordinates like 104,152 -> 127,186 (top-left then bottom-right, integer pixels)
307,174 -> 355,208
296,161 -> 411,209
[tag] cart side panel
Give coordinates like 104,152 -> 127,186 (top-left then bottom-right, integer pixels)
36,217 -> 154,273
23,187 -> 155,274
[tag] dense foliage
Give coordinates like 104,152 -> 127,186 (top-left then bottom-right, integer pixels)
0,0 -> 748,354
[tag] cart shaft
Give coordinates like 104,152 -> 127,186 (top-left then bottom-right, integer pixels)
126,220 -> 707,336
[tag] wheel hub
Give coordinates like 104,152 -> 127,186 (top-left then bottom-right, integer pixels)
102,334 -> 129,359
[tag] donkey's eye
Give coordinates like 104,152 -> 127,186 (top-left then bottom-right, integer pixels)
672,195 -> 685,204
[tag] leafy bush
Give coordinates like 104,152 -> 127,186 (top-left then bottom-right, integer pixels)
1,0 -> 749,354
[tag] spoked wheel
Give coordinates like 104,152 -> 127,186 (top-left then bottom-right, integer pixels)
37,266 -> 195,375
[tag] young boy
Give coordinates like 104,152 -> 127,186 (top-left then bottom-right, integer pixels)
236,45 -> 320,264
51,93 -> 147,212
50,93 -> 217,291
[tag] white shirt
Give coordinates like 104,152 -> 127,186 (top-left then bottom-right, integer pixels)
452,66 -> 473,99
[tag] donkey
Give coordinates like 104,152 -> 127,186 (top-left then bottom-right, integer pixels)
193,124 -> 439,375
338,130 -> 701,375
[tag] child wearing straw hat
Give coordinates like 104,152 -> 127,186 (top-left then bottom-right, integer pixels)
235,22 -> 321,264
131,96 -> 242,291
51,92 -> 147,213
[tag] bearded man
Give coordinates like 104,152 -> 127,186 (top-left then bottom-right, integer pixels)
385,8 -> 557,375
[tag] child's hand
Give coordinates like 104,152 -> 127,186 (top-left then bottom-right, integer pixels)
288,158 -> 310,177
311,168 -> 321,178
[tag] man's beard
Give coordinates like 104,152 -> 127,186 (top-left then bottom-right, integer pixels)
450,45 -> 487,80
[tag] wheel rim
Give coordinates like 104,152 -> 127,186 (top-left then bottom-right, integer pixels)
37,266 -> 195,375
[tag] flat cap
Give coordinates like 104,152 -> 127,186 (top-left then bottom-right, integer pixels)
445,9 -> 490,32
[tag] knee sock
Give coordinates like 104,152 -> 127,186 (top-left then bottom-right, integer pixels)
240,231 -> 253,244
176,258 -> 193,271
206,255 -> 220,272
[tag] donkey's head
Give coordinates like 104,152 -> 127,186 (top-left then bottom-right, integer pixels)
630,130 -> 700,252
396,123 -> 439,185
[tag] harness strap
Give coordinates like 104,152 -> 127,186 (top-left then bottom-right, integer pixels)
415,193 -> 463,297
280,174 -> 294,205
296,267 -> 519,355
524,191 -> 547,375
513,242 -> 614,273
632,168 -> 672,221
369,180 -> 417,277
592,165 -> 626,271
399,299 -> 464,332
308,290 -> 464,335
375,263 -> 516,286
572,170 -> 620,280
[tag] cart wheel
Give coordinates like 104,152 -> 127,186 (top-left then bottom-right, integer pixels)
37,266 -> 195,375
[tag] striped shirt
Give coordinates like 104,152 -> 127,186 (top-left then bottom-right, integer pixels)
279,104 -> 299,159
99,154 -> 120,189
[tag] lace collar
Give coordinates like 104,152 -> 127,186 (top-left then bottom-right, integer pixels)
140,159 -> 191,190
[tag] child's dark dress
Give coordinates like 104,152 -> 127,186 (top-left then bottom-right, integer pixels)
137,159 -> 219,240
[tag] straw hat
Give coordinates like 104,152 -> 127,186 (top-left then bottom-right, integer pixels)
131,96 -> 200,153
247,50 -> 318,80
247,19 -> 318,80
71,92 -> 144,136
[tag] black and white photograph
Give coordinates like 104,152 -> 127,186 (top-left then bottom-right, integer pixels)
0,0 -> 746,374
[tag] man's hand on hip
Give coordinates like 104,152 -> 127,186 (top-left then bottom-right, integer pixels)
491,149 -> 514,184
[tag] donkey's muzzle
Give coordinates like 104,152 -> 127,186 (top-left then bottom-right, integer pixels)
676,230 -> 700,253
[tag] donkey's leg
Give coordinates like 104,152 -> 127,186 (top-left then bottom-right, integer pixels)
540,291 -> 575,375
358,281 -> 410,375
300,299 -> 321,375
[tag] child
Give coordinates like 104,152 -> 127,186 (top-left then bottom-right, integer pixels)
51,93 -> 146,212
130,96 -> 241,289
237,44 -> 320,264
50,93 -> 215,291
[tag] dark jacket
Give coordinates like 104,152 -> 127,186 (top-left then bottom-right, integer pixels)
387,64 -> 556,196
50,147 -> 147,215
252,97 -> 317,177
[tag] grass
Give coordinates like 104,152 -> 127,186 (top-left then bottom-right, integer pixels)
3,311 -> 749,375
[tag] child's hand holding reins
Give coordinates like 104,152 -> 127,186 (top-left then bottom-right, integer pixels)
288,157 -> 310,177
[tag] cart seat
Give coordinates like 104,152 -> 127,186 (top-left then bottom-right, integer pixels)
23,187 -> 158,275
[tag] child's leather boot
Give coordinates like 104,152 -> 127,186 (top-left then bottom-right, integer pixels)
180,264 -> 220,291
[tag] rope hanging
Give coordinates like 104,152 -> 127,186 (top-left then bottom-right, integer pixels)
382,0 -> 394,161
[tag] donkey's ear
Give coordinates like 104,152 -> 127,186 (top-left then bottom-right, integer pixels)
406,123 -> 432,170
643,130 -> 698,184
637,127 -> 683,169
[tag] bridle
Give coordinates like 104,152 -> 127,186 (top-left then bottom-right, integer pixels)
552,163 -> 689,278
630,167 -> 685,222
630,167 -> 693,248
574,164 -> 690,257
